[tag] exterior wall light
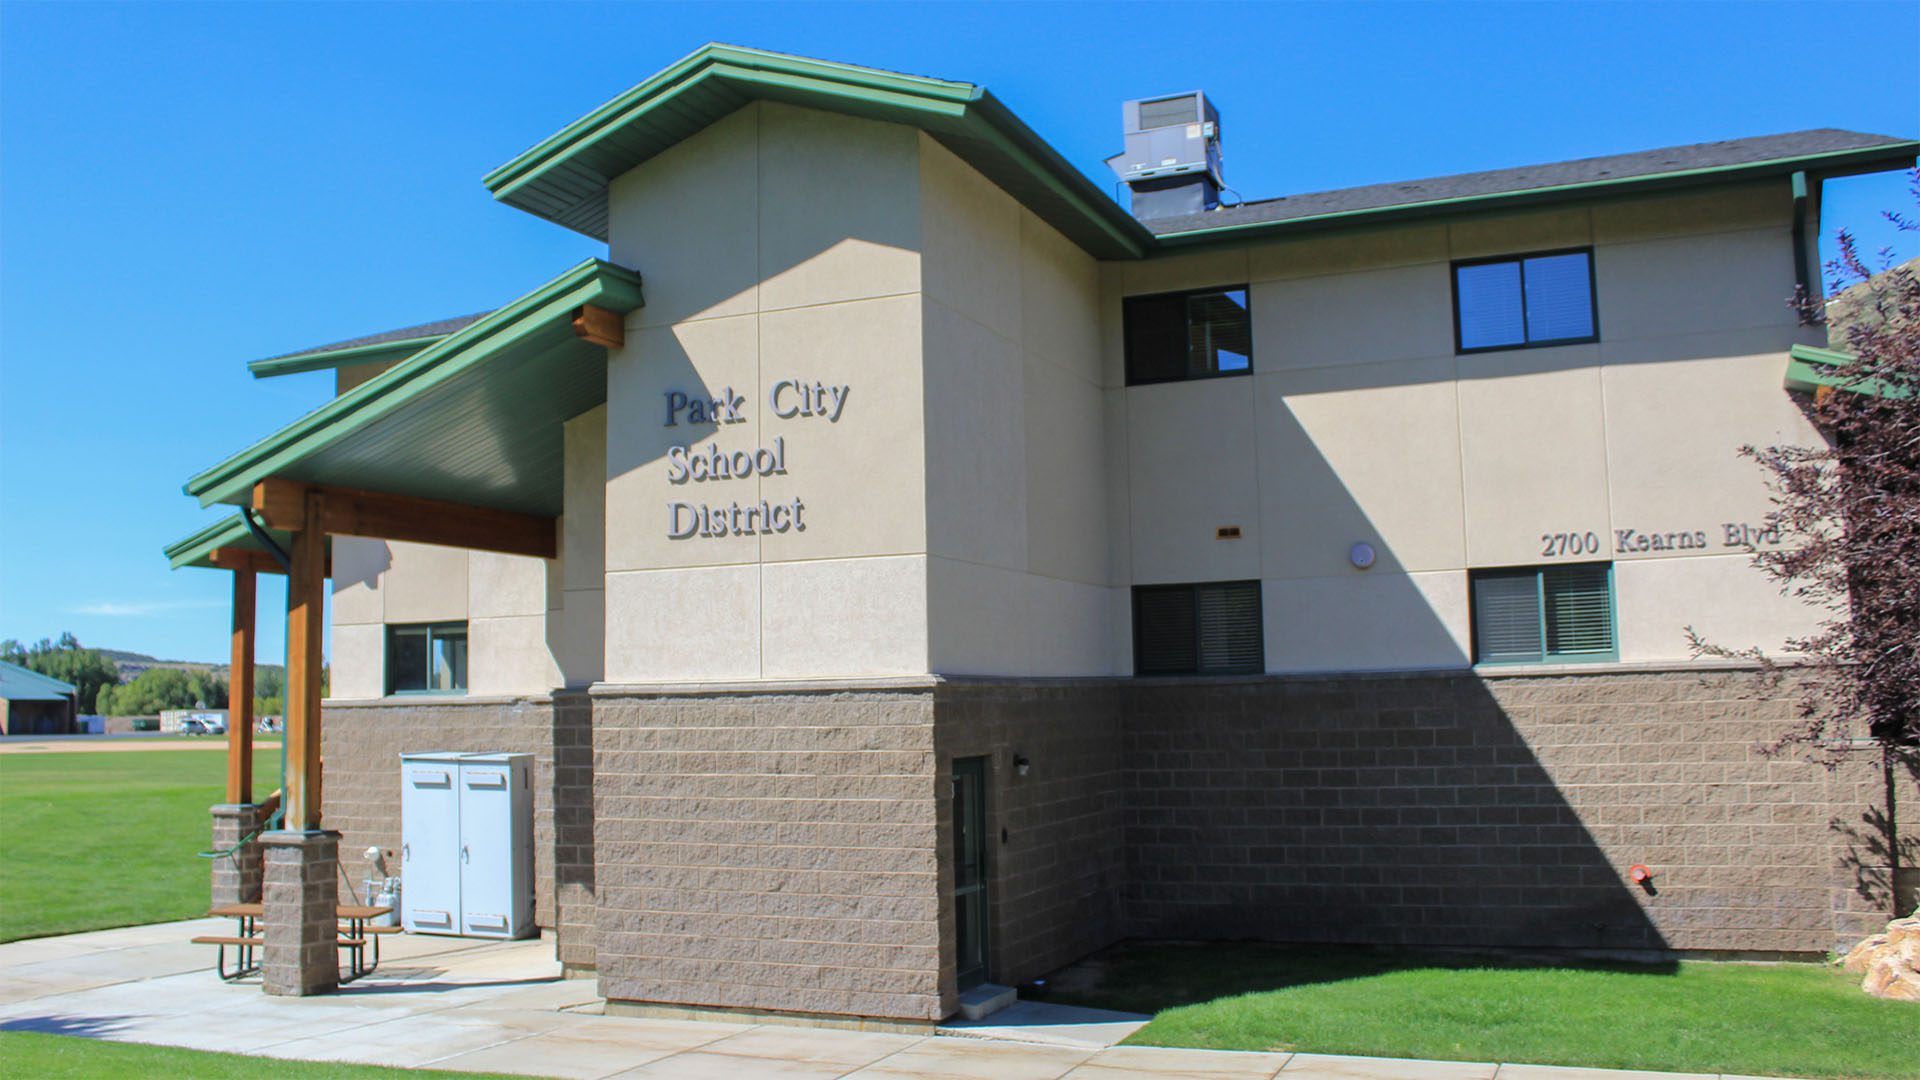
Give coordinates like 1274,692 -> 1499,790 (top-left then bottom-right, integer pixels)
1014,755 -> 1030,777
1349,542 -> 1376,570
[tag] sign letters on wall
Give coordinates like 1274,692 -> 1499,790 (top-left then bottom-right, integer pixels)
662,381 -> 850,539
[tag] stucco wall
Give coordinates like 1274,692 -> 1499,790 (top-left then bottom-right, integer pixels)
601,102 -> 931,683
919,140 -> 1117,677
1108,180 -> 1832,674
329,536 -> 561,699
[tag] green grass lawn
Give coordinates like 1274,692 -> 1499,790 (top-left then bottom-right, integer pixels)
0,746 -> 281,942
0,1032 -> 518,1079
1031,942 -> 1920,1080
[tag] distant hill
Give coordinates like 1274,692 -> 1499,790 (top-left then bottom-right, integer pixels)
98,648 -> 284,683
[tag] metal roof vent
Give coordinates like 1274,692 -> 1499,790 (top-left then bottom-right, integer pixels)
1104,91 -> 1223,220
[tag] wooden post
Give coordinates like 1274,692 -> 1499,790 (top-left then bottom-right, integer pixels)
285,488 -> 326,831
227,567 -> 256,805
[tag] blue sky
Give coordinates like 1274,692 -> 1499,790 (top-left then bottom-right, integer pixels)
2,1 -> 1916,665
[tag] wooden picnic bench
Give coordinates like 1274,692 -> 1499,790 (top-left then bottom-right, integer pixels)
197,902 -> 395,982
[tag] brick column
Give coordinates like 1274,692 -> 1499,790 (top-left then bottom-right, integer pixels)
209,803 -> 267,907
261,830 -> 339,996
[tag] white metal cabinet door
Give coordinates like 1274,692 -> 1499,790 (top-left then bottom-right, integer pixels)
400,763 -> 461,934
457,764 -> 515,937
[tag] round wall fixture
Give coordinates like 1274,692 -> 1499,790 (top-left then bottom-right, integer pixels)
1349,542 -> 1376,570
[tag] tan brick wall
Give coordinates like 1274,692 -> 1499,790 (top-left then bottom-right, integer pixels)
552,691 -> 597,969
318,696 -> 595,949
934,680 -> 1127,987
591,685 -> 945,1021
1125,669 -> 1918,955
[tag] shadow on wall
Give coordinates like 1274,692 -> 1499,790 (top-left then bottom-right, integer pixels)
1836,750 -> 1920,919
1115,341 -> 1740,956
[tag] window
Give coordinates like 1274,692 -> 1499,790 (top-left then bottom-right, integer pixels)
1471,564 -> 1615,665
387,622 -> 468,694
1453,249 -> 1597,353
1124,286 -> 1252,384
1133,581 -> 1264,675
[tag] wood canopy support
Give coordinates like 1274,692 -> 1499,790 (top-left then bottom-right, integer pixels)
284,488 -> 326,832
252,479 -> 558,561
572,303 -> 624,349
227,568 -> 256,805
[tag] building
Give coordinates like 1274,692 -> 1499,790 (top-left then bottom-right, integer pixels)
0,660 -> 79,736
166,45 -> 1918,1016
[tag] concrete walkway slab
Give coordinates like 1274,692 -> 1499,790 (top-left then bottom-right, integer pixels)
0,919 -> 1820,1080
940,999 -> 1150,1048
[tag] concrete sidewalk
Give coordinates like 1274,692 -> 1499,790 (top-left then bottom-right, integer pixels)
0,920 -> 1779,1079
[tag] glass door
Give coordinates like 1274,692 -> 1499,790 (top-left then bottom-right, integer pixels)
951,757 -> 989,990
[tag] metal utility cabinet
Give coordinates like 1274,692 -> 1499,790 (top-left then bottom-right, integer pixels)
400,752 -> 535,939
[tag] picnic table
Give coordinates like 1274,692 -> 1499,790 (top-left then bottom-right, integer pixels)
195,902 -> 396,982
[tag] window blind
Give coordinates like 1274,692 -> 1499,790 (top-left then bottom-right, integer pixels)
1471,564 -> 1615,664
1473,571 -> 1544,662
1134,581 -> 1263,675
1544,564 -> 1613,656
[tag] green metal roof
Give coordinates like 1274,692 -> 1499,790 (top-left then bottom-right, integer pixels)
164,513 -> 293,572
1785,343 -> 1913,399
248,334 -> 448,379
184,259 -> 644,516
484,46 -> 1915,262
484,43 -> 1153,259
0,659 -> 78,702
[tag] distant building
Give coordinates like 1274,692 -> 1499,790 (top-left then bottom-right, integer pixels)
0,660 -> 79,736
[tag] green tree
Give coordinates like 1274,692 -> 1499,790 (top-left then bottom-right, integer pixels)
100,667 -> 228,716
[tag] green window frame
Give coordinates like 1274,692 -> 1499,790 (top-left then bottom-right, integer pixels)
1123,285 -> 1253,385
386,621 -> 468,695
1132,580 -> 1264,676
1470,563 -> 1617,665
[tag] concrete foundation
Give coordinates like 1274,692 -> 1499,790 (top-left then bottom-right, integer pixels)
209,803 -> 267,908
261,830 -> 340,997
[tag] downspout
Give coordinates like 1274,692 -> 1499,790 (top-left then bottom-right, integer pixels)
1791,170 -> 1816,323
242,509 -> 292,832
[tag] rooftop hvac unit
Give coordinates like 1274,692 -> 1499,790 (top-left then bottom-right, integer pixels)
1104,91 -> 1223,220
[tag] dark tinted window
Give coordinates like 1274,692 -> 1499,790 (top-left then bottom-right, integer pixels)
1455,250 -> 1596,352
1124,286 -> 1252,384
1133,581 -> 1263,675
387,622 -> 468,694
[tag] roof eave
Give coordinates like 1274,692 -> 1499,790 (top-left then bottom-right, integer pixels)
182,258 -> 645,510
482,43 -> 1149,259
248,334 -> 450,379
1151,140 -> 1920,250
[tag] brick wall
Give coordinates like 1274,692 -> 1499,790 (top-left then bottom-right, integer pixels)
590,684 -> 946,1021
1124,670 -> 1918,955
319,696 -> 582,935
552,691 -> 598,970
934,680 -> 1127,987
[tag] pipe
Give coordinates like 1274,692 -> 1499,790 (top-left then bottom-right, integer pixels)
240,508 -> 291,830
1791,170 -> 1815,320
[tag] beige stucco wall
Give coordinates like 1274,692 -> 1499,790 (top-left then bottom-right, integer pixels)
919,138 -> 1115,677
1111,179 -> 1831,673
328,535 -> 560,699
600,102 -> 930,683
330,134 -> 1830,690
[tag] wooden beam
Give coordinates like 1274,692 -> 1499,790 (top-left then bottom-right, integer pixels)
227,568 -> 255,805
284,488 -> 326,832
571,304 -> 623,349
209,548 -> 284,576
252,478 -> 557,561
